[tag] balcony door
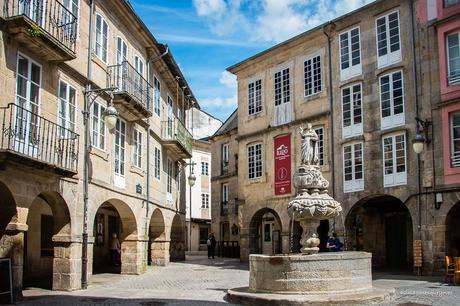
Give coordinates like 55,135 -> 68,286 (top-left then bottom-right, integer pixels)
116,37 -> 127,91
134,56 -> 144,102
15,54 -> 42,156
167,96 -> 173,138
19,0 -> 45,26
114,118 -> 126,188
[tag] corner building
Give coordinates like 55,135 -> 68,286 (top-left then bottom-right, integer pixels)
0,0 -> 196,296
225,0 -> 452,275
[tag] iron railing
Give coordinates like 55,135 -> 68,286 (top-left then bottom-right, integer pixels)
3,0 -> 78,52
108,61 -> 153,113
161,116 -> 192,156
0,103 -> 79,173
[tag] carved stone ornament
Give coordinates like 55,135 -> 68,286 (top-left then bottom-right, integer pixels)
287,124 -> 342,254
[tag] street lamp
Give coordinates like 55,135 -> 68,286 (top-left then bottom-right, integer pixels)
412,118 -> 431,154
187,163 -> 196,252
81,87 -> 118,289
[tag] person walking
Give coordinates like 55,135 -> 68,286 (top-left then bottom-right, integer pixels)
110,233 -> 121,266
207,233 -> 216,259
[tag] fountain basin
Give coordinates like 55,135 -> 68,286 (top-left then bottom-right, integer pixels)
226,252 -> 394,305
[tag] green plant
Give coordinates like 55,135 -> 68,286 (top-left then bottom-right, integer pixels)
28,24 -> 41,37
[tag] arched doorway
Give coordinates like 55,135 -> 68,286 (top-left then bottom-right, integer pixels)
92,199 -> 137,274
446,202 -> 460,257
345,195 -> 413,270
169,214 -> 185,261
249,208 -> 282,255
149,209 -> 167,266
24,192 -> 71,289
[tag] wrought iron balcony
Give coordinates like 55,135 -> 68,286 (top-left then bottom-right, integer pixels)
108,61 -> 153,121
161,116 -> 192,160
0,103 -> 79,175
1,0 -> 77,61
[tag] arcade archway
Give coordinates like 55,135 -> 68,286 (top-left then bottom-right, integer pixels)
149,209 -> 167,265
446,202 -> 460,257
249,208 -> 282,255
345,195 -> 413,270
92,199 -> 137,274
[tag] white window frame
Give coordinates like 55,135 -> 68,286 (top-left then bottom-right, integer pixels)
451,112 -> 460,167
248,143 -> 263,179
342,83 -> 363,138
132,128 -> 142,169
153,76 -> 161,116
201,161 -> 209,176
154,147 -> 161,180
95,13 -> 108,63
314,127 -> 325,166
376,10 -> 401,68
166,158 -> 173,200
382,133 -> 407,187
339,27 -> 362,81
222,183 -> 229,205
91,100 -> 106,150
114,118 -> 126,188
57,80 -> 77,138
248,79 -> 262,116
274,66 -> 292,126
343,142 -> 364,193
304,54 -> 322,97
201,193 -> 210,209
380,70 -> 405,130
447,32 -> 460,85
222,143 -> 229,173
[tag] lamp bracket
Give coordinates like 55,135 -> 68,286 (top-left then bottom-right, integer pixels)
415,117 -> 432,144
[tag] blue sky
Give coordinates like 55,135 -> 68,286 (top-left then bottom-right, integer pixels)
130,0 -> 374,122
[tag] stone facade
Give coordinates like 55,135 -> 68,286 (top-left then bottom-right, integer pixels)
0,0 -> 195,297
224,0 -> 454,275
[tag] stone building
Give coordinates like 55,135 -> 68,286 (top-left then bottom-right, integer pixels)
209,110 -> 240,254
0,0 -> 197,297
224,0 -> 456,275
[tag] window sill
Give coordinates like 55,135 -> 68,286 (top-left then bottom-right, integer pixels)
340,134 -> 365,145
130,165 -> 145,176
89,146 -> 109,161
248,176 -> 264,184
304,92 -> 322,102
92,55 -> 108,72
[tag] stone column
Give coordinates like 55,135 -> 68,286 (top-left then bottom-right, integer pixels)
150,240 -> 170,266
0,222 -> 27,300
239,232 -> 249,261
121,238 -> 144,274
281,231 -> 290,254
52,235 -> 81,291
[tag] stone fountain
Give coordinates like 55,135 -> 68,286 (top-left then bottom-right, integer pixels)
227,124 -> 394,305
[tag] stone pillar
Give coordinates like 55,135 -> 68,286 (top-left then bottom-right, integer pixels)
0,223 -> 27,300
52,235 -> 81,291
150,240 -> 170,266
121,238 -> 144,274
239,233 -> 249,261
281,231 -> 290,254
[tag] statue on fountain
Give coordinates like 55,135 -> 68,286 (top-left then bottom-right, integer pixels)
288,123 -> 342,254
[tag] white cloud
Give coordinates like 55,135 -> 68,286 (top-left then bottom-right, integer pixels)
219,71 -> 237,88
193,0 -> 226,16
193,0 -> 376,44
200,95 -> 237,109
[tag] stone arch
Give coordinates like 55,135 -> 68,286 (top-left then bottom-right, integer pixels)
0,180 -> 17,237
169,214 -> 185,262
446,201 -> 460,258
149,209 -> 168,266
92,198 -> 140,275
345,195 -> 413,270
249,208 -> 283,255
24,191 -> 72,290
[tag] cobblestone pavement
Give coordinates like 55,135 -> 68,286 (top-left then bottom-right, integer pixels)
16,255 -> 460,305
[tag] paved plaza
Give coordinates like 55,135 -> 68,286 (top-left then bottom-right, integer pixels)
15,255 -> 460,306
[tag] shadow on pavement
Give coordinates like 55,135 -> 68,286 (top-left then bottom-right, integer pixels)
171,255 -> 248,271
372,271 -> 443,282
15,295 -> 237,305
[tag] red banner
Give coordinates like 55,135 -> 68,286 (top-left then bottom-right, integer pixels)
274,134 -> 291,195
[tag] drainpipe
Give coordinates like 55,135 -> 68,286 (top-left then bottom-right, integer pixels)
82,0 -> 95,290
144,47 -> 169,265
409,0 -> 422,240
